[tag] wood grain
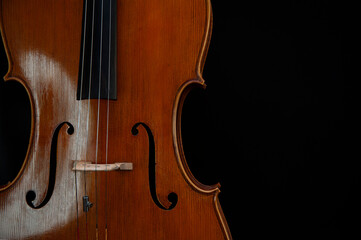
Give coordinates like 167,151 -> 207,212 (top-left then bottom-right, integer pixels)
0,0 -> 232,239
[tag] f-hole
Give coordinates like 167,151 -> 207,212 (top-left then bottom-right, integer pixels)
26,122 -> 74,209
132,122 -> 178,210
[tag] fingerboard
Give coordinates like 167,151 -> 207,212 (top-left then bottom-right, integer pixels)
77,0 -> 117,100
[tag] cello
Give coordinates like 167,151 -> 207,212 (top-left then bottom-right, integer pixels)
0,0 -> 232,239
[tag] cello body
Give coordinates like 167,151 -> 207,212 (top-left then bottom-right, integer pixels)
0,0 -> 232,239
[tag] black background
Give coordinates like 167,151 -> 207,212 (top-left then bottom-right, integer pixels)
1,1 -> 360,239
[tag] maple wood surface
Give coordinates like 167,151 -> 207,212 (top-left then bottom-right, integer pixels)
0,0 -> 232,239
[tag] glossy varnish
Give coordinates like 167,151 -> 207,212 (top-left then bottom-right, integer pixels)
0,0 -> 232,239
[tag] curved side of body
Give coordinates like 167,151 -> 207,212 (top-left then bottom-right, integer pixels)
0,0 -> 232,239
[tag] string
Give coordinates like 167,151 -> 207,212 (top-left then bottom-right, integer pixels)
83,0 -> 97,238
85,0 -> 96,197
75,0 -> 89,238
105,0 -> 113,234
94,0 -> 105,236
75,0 -> 113,238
